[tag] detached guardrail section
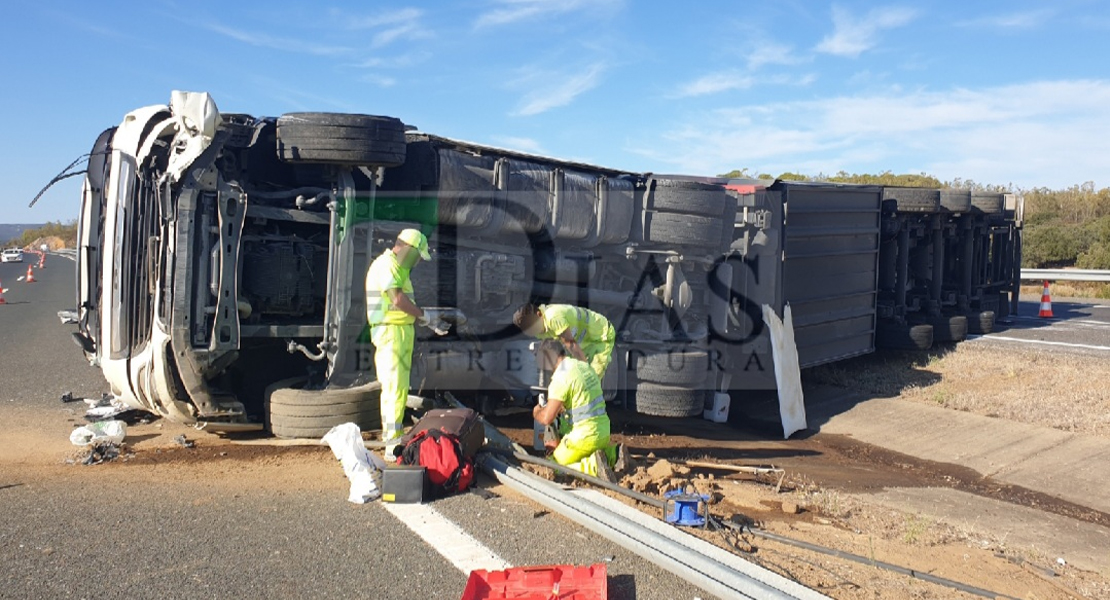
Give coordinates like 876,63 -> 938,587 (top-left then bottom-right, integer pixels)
1021,269 -> 1110,282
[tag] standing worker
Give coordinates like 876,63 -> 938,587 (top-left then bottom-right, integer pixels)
366,229 -> 449,457
513,303 -> 616,380
533,340 -> 623,481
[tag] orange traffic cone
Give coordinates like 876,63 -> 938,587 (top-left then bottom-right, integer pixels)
38,252 -> 45,268
1038,280 -> 1053,318
26,264 -> 36,283
0,278 -> 6,304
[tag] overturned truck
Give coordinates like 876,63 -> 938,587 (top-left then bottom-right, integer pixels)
71,92 -> 1021,437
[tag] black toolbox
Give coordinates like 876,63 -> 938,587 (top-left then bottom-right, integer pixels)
382,466 -> 429,504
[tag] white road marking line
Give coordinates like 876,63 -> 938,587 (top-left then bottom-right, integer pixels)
381,501 -> 511,574
967,334 -> 1110,352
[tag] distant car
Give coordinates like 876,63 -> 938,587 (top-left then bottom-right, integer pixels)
1,248 -> 23,263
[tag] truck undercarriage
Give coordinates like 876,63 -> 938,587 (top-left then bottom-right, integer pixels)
73,92 -> 1021,437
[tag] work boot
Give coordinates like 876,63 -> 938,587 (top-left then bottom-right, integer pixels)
593,450 -> 618,484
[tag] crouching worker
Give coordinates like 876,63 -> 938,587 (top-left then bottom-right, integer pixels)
533,340 -> 620,482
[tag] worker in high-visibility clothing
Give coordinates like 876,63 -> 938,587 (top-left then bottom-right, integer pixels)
533,340 -> 624,482
365,229 -> 450,457
513,303 -> 616,380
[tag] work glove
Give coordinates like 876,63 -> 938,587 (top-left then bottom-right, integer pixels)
415,308 -> 439,327
427,319 -> 451,336
417,309 -> 451,335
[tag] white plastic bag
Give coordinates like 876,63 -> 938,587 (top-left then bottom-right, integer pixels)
322,423 -> 384,504
69,420 -> 127,446
763,304 -> 807,439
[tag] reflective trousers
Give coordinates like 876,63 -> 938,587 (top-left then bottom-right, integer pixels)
370,323 -> 414,451
582,322 -> 616,380
551,419 -> 615,477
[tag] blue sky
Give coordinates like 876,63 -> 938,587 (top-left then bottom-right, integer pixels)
4,0 -> 1110,223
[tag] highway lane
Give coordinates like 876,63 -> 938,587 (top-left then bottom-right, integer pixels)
966,296 -> 1110,356
0,259 -> 712,600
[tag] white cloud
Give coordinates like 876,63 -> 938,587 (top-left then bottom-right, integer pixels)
474,0 -> 620,28
956,9 -> 1054,30
745,40 -> 804,70
673,72 -> 814,98
512,63 -> 606,116
636,80 -> 1110,188
816,5 -> 918,58
346,8 -> 424,29
675,72 -> 754,98
359,74 -> 397,87
353,52 -> 431,69
47,9 -> 125,39
340,7 -> 432,48
204,22 -> 350,56
489,135 -> 546,154
371,21 -> 432,48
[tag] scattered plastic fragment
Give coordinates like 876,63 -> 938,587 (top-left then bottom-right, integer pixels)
70,420 -> 127,446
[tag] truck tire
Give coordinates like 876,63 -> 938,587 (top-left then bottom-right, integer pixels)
634,382 -> 704,418
265,378 -> 382,439
634,348 -> 709,386
645,179 -> 730,217
923,314 -> 968,343
875,320 -> 933,350
939,191 -> 972,213
970,193 -> 1004,215
882,188 -> 940,213
966,310 -> 995,335
642,212 -> 722,248
277,113 -> 406,166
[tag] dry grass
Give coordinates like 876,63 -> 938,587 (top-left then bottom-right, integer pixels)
1020,282 -> 1110,299
807,344 -> 1110,439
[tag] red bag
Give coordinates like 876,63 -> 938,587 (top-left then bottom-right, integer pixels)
398,429 -> 475,497
404,408 -> 485,458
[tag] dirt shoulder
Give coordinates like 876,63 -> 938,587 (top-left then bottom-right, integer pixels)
806,342 -> 1110,439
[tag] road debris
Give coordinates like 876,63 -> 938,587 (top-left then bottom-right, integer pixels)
173,435 -> 195,449
65,392 -> 156,424
684,460 -> 785,477
69,420 -> 126,446
322,423 -> 386,504
82,442 -> 120,465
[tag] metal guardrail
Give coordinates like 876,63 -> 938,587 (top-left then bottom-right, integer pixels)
1021,268 -> 1110,282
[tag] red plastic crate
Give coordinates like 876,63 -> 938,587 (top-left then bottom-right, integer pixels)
460,563 -> 607,600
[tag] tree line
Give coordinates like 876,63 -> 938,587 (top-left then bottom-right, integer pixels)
7,220 -> 79,249
720,169 -> 1110,270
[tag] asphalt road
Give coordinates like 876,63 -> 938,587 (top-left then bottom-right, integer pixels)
0,258 -> 712,600
966,296 -> 1110,356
